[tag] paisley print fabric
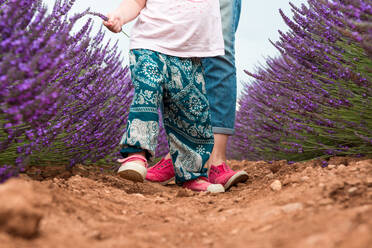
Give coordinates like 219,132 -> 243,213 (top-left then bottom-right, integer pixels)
120,49 -> 214,184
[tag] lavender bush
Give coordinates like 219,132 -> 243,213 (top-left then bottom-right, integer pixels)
155,110 -> 169,158
229,0 -> 371,161
0,0 -> 138,181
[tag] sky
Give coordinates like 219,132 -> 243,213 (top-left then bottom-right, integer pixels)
43,0 -> 307,96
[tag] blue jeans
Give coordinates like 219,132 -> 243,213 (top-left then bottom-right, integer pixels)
202,0 -> 241,135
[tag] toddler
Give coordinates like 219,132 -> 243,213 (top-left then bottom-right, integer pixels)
104,0 -> 225,192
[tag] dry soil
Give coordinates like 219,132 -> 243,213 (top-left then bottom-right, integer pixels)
0,156 -> 371,248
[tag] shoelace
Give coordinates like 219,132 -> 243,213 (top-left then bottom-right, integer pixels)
212,167 -> 220,174
222,163 -> 233,172
212,163 -> 232,174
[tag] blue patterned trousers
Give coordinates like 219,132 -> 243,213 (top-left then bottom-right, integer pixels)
120,49 -> 214,185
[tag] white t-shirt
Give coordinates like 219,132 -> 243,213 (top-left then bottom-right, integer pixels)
130,0 -> 225,58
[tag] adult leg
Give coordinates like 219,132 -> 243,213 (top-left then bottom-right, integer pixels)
202,0 -> 248,190
202,0 -> 241,162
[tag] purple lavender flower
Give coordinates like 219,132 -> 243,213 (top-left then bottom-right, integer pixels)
155,109 -> 170,158
87,11 -> 108,22
1,0 -> 134,183
228,0 -> 371,161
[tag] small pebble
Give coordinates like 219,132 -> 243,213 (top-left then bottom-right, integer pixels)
304,167 -> 313,173
349,167 -> 358,172
281,202 -> 304,213
202,238 -> 213,245
270,180 -> 282,191
155,198 -> 166,204
163,217 -> 170,223
132,193 -> 145,198
348,187 -> 358,194
318,198 -> 333,206
327,164 -> 336,170
257,224 -> 273,232
300,176 -> 310,182
266,172 -> 275,179
305,200 -> 315,207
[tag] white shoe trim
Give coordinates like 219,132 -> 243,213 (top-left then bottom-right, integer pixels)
224,171 -> 249,190
145,176 -> 175,186
118,162 -> 147,182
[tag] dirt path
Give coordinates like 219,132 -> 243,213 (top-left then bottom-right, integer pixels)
0,157 -> 371,248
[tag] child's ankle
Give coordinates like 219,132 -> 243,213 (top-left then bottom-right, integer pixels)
128,151 -> 147,158
164,153 -> 171,160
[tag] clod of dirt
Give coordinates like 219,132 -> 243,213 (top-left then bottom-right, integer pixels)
87,230 -> 109,240
328,157 -> 349,166
355,160 -> 372,168
283,175 -> 299,185
318,198 -> 333,206
269,160 -> 287,174
176,188 -> 192,197
266,172 -> 275,179
270,180 -> 282,191
0,179 -> 43,239
366,177 -> 372,187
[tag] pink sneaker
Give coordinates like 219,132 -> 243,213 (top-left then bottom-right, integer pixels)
117,155 -> 148,183
145,158 -> 175,185
209,162 -> 249,190
183,177 -> 225,193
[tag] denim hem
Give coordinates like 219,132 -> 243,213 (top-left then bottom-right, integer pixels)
212,127 -> 235,135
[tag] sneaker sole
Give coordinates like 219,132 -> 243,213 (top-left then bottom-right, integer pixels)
224,171 -> 249,190
207,184 -> 225,193
145,176 -> 175,186
118,163 -> 147,183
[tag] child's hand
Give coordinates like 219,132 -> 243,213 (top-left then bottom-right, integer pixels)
103,13 -> 123,33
